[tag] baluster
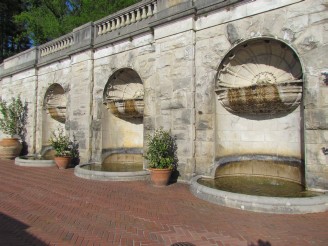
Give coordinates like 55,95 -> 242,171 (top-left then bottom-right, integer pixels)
97,25 -> 102,35
106,21 -> 111,32
141,6 -> 147,19
136,8 -> 141,21
125,13 -> 130,25
111,19 -> 116,30
102,22 -> 107,34
120,15 -> 125,27
147,4 -> 153,17
153,2 -> 157,14
116,17 -> 121,29
130,11 -> 136,23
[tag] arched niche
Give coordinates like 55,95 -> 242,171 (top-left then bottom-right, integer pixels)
215,38 -> 303,116
103,68 -> 144,119
101,68 -> 144,159
215,38 -> 304,159
42,84 -> 67,147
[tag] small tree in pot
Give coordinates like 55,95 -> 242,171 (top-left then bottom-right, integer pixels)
145,128 -> 177,186
0,96 -> 27,159
49,127 -> 79,169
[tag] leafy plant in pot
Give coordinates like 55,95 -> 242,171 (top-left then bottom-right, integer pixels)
0,96 -> 27,159
49,127 -> 79,169
145,128 -> 177,187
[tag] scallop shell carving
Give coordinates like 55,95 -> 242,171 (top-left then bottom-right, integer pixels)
45,85 -> 66,123
104,69 -> 144,118
215,39 -> 303,115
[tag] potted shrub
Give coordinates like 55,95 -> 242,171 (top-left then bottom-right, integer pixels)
0,96 -> 27,159
49,127 -> 79,169
145,128 -> 177,187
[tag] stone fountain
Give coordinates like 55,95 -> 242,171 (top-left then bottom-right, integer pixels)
191,38 -> 328,214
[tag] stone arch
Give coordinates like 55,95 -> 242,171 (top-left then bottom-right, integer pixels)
214,37 -> 304,160
101,68 -> 144,164
41,83 -> 67,157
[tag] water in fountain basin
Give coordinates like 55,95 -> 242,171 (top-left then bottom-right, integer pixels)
198,176 -> 320,198
20,155 -> 53,160
81,162 -> 143,172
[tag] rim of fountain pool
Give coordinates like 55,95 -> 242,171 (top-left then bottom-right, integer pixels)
190,175 -> 328,214
74,163 -> 150,181
15,156 -> 55,167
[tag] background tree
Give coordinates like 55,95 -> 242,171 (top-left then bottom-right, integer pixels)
15,0 -> 140,46
0,0 -> 31,63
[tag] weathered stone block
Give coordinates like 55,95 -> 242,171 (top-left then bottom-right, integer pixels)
172,108 -> 193,125
157,31 -> 194,52
305,109 -> 328,129
195,157 -> 213,176
196,129 -> 214,142
176,139 -> 193,157
306,143 -> 328,166
195,141 -> 213,157
154,18 -> 194,40
196,113 -> 214,130
306,130 -> 328,144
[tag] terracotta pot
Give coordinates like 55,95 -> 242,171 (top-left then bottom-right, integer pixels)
0,138 -> 22,160
149,168 -> 172,187
54,156 -> 71,169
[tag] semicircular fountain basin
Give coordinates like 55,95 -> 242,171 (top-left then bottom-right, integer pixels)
74,153 -> 149,181
190,155 -> 328,214
15,155 -> 55,167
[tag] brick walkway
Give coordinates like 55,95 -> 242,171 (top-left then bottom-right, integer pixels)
0,160 -> 327,246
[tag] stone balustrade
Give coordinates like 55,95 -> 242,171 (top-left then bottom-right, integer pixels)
96,0 -> 157,36
40,35 -> 74,57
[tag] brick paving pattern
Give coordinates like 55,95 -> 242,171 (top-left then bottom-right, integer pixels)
0,159 -> 327,246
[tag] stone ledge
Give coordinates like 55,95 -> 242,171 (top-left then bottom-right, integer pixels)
190,175 -> 328,214
74,163 -> 150,181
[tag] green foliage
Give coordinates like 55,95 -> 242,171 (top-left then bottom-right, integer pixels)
0,96 -> 27,138
0,0 -> 31,62
49,127 -> 79,158
145,128 -> 177,169
14,0 -> 140,45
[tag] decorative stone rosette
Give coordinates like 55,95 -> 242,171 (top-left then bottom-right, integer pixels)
215,39 -> 303,115
104,82 -> 144,118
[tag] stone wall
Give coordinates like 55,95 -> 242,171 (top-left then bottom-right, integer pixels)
0,0 -> 327,189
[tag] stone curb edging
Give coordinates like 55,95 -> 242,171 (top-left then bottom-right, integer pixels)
74,163 -> 150,181
14,156 -> 56,167
190,175 -> 328,214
